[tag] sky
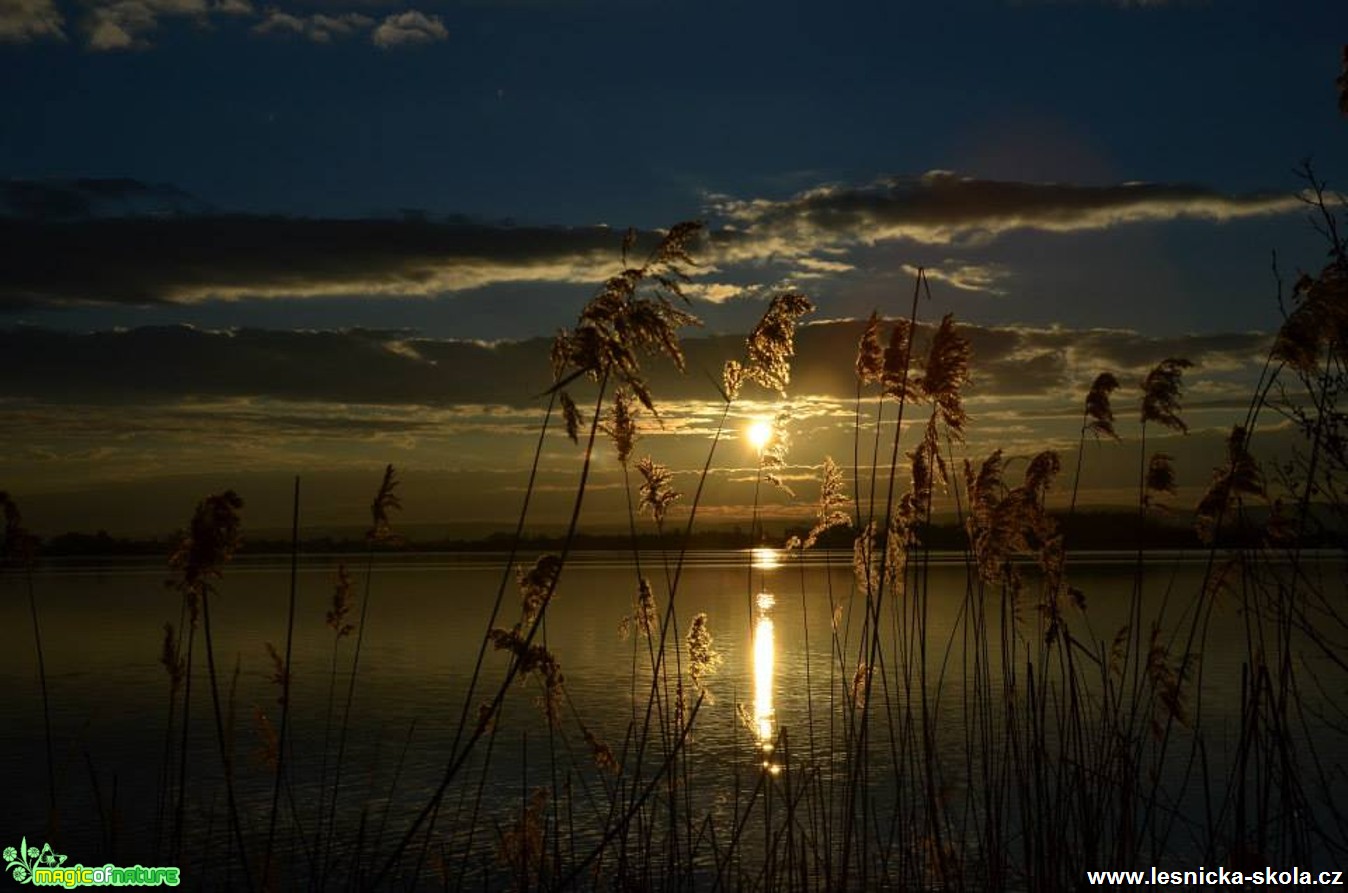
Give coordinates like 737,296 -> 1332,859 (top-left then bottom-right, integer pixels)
2,0 -> 1346,537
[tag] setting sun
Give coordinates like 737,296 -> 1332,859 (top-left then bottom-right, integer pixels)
746,418 -> 773,453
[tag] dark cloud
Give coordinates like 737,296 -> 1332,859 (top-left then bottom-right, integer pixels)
0,0 -> 65,41
0,215 -> 655,309
0,319 -> 1274,408
709,171 -> 1302,256
0,178 -> 211,221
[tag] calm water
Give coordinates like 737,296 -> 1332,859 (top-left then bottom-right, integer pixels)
2,549 -> 1344,885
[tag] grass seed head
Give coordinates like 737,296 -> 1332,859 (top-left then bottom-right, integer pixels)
916,313 -> 972,439
1141,358 -> 1193,433
368,464 -> 402,544
326,563 -> 356,639
517,554 -> 563,624
686,612 -> 723,699
855,310 -> 884,385
602,388 -> 640,465
636,456 -> 681,525
559,390 -> 583,444
1145,453 -> 1178,512
1195,425 -> 1265,544
1084,372 -> 1121,440
743,291 -> 814,395
167,490 -> 244,607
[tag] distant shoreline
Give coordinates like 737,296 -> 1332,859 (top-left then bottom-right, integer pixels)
23,506 -> 1344,560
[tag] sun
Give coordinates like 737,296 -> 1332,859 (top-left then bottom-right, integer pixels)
746,419 -> 773,453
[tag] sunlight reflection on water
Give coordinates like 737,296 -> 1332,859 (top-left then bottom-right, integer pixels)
753,589 -> 781,775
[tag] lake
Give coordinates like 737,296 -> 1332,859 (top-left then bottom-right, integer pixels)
2,548 -> 1344,888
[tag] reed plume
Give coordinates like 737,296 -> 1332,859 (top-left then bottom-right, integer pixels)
368,464 -> 402,544
882,320 -> 919,402
326,564 -> 356,639
964,451 -> 1061,584
496,787 -> 550,888
166,490 -> 249,888
1144,453 -> 1178,511
742,292 -> 815,395
1195,425 -> 1265,544
560,391 -> 583,444
798,457 -> 851,550
550,224 -> 703,413
487,628 -> 566,728
1085,372 -> 1121,440
517,554 -> 563,624
1024,450 -> 1061,503
263,642 -> 289,706
849,662 -> 869,710
1272,261 -> 1347,374
167,490 -> 244,605
915,313 -> 972,439
760,411 -> 795,497
601,387 -> 640,466
685,613 -> 723,698
855,310 -> 884,386
1145,623 -> 1195,740
635,456 -> 680,525
1141,358 -> 1194,433
582,724 -> 620,775
619,576 -> 658,640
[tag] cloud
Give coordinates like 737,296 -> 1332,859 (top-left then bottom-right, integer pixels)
707,171 -> 1303,261
0,214 -> 667,307
82,0 -> 210,49
252,9 -> 374,42
681,282 -> 748,304
0,317 -> 1289,530
0,0 -> 65,42
0,178 -> 211,220
0,318 -> 1274,410
371,10 -> 445,48
901,261 -> 1009,294
68,0 -> 442,49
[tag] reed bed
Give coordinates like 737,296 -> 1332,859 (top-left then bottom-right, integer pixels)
4,180 -> 1348,891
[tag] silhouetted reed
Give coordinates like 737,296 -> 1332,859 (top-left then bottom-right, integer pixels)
16,179 -> 1348,889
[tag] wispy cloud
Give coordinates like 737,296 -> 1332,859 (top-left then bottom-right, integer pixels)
0,0 -> 65,42
0,210 -> 650,307
0,318 -> 1273,408
708,171 -> 1302,261
901,261 -> 1009,294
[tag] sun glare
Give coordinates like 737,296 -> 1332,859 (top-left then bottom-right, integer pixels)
746,418 -> 773,453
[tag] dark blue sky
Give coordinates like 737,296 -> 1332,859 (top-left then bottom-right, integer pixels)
5,0 -> 1343,225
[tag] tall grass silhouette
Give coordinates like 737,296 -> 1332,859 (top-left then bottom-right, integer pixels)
6,165 -> 1348,890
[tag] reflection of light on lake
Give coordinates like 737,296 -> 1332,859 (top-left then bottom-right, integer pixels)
750,547 -> 780,571
752,588 -> 780,773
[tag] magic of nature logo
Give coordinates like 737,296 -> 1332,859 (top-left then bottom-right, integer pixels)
4,837 -> 180,887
